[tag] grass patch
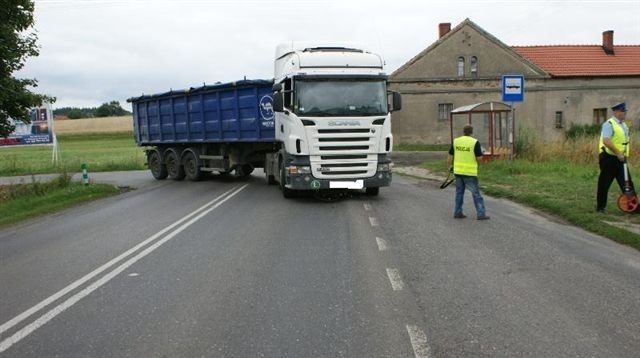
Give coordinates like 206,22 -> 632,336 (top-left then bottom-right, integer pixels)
0,174 -> 121,227
394,143 -> 449,151
421,157 -> 640,251
0,132 -> 146,176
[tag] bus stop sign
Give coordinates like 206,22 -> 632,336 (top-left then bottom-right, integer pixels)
502,75 -> 524,102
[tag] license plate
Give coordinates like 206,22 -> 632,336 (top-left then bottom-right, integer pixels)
329,180 -> 364,189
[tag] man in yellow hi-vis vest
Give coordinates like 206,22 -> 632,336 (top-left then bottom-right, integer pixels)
448,125 -> 489,220
596,102 -> 633,213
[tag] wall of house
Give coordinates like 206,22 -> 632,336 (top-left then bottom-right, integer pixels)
390,76 -> 640,145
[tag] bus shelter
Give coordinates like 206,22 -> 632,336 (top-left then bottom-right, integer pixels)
449,102 -> 514,160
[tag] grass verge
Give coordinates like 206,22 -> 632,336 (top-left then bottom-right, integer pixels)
394,143 -> 449,151
0,174 -> 121,227
420,158 -> 640,251
0,132 -> 146,176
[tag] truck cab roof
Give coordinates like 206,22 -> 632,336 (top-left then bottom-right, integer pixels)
274,42 -> 385,82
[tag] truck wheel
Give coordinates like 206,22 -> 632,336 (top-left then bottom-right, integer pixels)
279,160 -> 296,198
148,150 -> 168,180
235,164 -> 254,178
267,172 -> 277,185
182,150 -> 202,181
365,187 -> 380,196
165,148 -> 185,180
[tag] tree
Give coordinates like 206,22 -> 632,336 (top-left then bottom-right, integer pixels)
95,101 -> 129,117
0,0 -> 54,137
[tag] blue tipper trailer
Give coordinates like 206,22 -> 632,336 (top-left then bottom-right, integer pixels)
128,79 -> 277,181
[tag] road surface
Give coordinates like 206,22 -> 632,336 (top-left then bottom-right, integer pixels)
1,171 -> 639,357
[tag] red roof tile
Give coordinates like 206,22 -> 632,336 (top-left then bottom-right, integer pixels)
512,45 -> 640,77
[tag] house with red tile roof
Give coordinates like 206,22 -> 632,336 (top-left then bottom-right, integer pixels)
390,19 -> 640,146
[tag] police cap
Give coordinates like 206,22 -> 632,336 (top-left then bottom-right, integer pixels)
611,102 -> 627,112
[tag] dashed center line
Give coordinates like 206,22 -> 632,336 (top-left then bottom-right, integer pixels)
369,217 -> 379,227
363,203 -> 372,211
376,237 -> 388,251
386,268 -> 405,291
406,324 -> 431,358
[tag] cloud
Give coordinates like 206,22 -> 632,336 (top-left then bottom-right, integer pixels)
16,0 -> 640,108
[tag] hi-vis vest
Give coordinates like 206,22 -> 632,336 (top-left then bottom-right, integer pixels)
453,136 -> 479,176
599,118 -> 630,157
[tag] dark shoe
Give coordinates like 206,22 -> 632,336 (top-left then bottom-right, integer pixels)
454,214 -> 467,219
477,216 -> 490,220
596,208 -> 605,214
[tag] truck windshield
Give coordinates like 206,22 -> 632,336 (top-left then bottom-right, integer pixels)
295,80 -> 387,117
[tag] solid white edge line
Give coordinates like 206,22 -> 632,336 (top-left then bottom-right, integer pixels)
0,185 -> 241,336
376,237 -> 388,251
386,268 -> 404,291
369,217 -> 378,227
406,324 -> 431,358
0,184 -> 248,353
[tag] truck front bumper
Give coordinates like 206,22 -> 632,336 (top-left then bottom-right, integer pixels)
285,171 -> 392,190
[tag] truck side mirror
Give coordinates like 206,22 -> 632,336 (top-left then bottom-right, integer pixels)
272,83 -> 283,92
273,92 -> 284,112
388,91 -> 402,112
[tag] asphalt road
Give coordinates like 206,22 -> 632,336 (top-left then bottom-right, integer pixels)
1,170 -> 639,357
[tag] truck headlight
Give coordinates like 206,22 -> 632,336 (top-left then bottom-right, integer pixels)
288,166 -> 311,174
377,163 -> 390,172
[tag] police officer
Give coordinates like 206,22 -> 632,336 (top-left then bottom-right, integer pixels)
596,102 -> 633,213
448,124 -> 490,220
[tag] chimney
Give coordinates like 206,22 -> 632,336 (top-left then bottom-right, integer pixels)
602,30 -> 614,55
439,23 -> 451,38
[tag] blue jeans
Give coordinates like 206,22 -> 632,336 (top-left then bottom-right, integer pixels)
454,175 -> 486,218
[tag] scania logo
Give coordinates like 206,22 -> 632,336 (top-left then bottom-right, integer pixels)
328,120 -> 360,126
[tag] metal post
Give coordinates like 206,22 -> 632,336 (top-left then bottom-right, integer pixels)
510,103 -> 515,161
81,163 -> 89,185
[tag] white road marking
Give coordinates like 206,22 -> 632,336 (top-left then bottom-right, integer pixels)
0,184 -> 247,353
386,268 -> 404,291
406,324 -> 431,358
127,273 -> 139,277
363,203 -> 372,211
375,237 -> 388,251
369,217 -> 379,227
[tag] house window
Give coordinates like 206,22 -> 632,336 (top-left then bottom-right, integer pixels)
593,108 -> 607,124
555,111 -> 564,129
457,57 -> 465,78
438,103 -> 453,121
470,56 -> 478,78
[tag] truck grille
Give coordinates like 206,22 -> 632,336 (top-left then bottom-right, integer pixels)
308,125 -> 378,179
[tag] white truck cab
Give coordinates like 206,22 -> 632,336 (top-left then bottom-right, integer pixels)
267,42 -> 401,198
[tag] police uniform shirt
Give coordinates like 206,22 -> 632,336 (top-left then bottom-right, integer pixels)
601,118 -> 629,140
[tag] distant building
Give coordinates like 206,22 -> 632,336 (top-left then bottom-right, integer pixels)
389,19 -> 640,144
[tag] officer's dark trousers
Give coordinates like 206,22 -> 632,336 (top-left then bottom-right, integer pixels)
597,152 -> 635,210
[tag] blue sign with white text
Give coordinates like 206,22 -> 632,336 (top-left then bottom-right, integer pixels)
502,75 -> 524,102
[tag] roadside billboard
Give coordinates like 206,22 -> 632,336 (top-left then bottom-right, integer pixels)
0,103 -> 54,147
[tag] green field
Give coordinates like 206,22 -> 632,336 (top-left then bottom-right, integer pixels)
0,132 -> 146,176
421,158 -> 640,251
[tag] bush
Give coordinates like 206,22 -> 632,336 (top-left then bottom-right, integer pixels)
565,123 -> 601,140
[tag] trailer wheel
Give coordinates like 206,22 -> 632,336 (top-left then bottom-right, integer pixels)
165,148 -> 185,180
279,159 -> 296,199
148,150 -> 168,180
365,187 -> 380,196
182,150 -> 202,181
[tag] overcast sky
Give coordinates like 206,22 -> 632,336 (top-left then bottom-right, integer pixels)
18,0 -> 640,109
